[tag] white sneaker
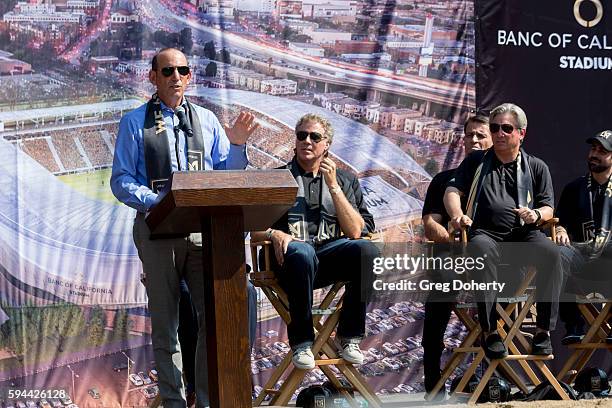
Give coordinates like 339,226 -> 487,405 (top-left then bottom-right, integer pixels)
341,343 -> 364,364
292,346 -> 315,370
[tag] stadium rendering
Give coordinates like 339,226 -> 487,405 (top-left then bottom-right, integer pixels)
0,89 -> 429,309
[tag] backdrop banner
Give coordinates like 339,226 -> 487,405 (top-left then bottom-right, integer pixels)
475,0 -> 612,190
475,0 -> 612,375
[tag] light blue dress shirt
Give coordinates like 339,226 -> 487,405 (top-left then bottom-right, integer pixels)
110,100 -> 248,213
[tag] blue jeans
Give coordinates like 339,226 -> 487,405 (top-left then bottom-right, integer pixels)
178,279 -> 257,393
267,238 -> 378,348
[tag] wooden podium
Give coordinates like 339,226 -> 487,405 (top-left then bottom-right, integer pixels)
146,170 -> 298,408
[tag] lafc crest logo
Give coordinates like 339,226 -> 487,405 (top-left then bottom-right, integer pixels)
599,130 -> 612,140
316,218 -> 337,241
582,220 -> 595,240
289,219 -> 306,240
187,151 -> 203,171
574,0 -> 603,28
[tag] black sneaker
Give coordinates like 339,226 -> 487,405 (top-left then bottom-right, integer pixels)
606,336 -> 612,344
531,332 -> 553,355
483,333 -> 508,359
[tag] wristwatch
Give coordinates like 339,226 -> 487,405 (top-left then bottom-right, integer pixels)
329,185 -> 342,195
533,209 -> 542,224
265,228 -> 274,240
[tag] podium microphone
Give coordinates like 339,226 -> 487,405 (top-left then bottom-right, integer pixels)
175,106 -> 193,137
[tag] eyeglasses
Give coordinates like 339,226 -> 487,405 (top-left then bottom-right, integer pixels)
296,131 -> 326,143
489,123 -> 516,134
160,66 -> 190,77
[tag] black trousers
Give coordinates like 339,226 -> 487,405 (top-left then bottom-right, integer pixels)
178,278 -> 258,390
423,300 -> 453,392
422,245 -> 457,393
468,229 -> 563,332
270,238 -> 378,348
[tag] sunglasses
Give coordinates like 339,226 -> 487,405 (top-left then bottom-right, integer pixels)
489,123 -> 516,134
469,108 -> 491,117
160,66 -> 190,77
296,131 -> 325,143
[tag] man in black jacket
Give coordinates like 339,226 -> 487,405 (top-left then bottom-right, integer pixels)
555,130 -> 612,344
252,113 -> 378,370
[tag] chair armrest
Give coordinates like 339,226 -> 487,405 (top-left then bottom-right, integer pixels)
249,241 -> 272,274
538,217 -> 559,228
538,217 -> 559,241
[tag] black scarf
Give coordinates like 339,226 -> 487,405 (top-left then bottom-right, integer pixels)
577,173 -> 612,259
143,93 -> 205,193
286,157 -> 341,244
466,148 -> 534,225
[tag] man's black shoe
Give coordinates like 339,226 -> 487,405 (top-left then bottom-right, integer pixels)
531,332 -> 553,355
606,336 -> 612,344
561,324 -> 585,345
561,333 -> 584,345
483,333 -> 508,359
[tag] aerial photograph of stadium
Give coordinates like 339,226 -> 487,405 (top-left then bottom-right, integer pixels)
0,0 -> 475,405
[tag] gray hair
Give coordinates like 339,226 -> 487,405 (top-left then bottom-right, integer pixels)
295,113 -> 334,144
490,103 -> 528,130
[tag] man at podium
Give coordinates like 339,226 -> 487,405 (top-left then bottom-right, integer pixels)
110,47 -> 259,408
252,113 -> 378,370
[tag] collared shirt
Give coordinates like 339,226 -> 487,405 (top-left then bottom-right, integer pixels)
291,165 -> 325,239
110,99 -> 248,213
449,149 -> 554,240
271,160 -> 375,239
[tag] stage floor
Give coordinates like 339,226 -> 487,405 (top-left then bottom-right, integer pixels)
267,392 -> 612,407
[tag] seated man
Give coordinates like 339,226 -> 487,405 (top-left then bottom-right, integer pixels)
555,130 -> 612,344
444,103 -> 563,359
252,113 -> 378,370
421,113 -> 492,395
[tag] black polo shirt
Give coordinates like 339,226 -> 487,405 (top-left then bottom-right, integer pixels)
272,161 -> 375,239
449,150 -> 554,239
422,168 -> 456,227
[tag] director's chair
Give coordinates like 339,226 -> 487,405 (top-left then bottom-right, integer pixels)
250,240 -> 382,408
557,296 -> 611,384
426,218 -> 570,403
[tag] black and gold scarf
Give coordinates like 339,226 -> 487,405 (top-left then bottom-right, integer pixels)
286,157 -> 341,244
466,148 -> 534,225
143,93 -> 205,193
579,174 -> 612,259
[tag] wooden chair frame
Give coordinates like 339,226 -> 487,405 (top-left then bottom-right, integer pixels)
557,297 -> 611,384
250,241 -> 382,408
425,219 -> 570,403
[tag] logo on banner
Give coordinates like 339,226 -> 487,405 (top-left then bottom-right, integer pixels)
574,0 -> 603,28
